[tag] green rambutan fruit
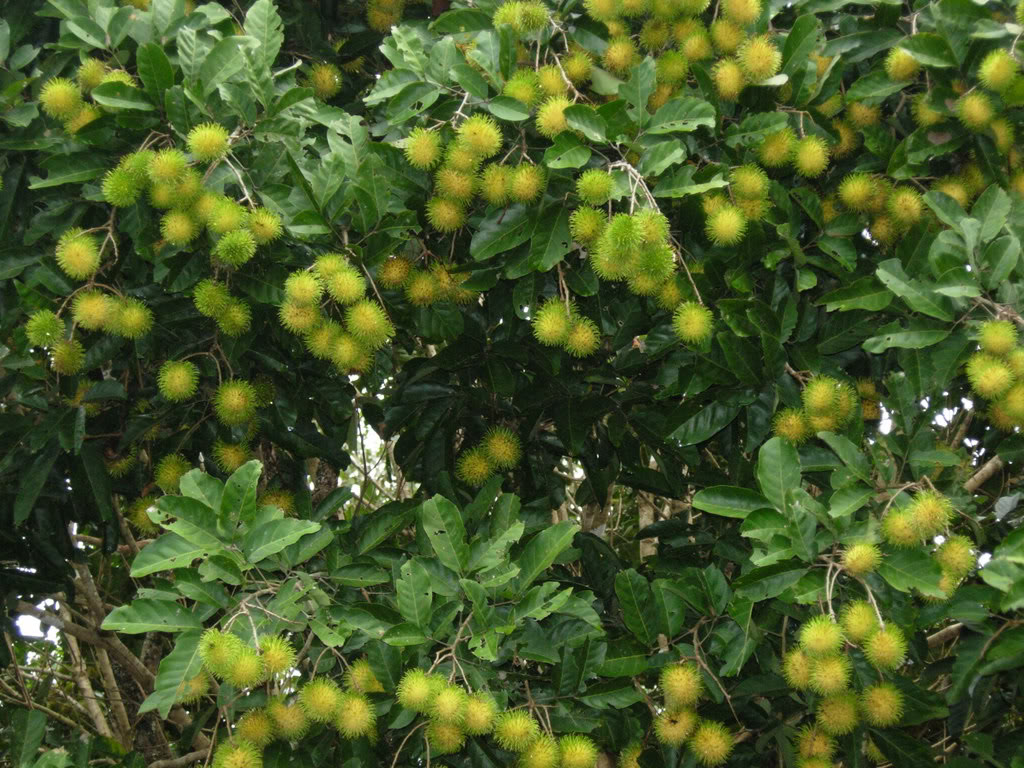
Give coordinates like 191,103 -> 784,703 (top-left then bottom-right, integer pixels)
657,278 -> 684,309
816,692 -> 858,735
397,668 -> 435,712
933,176 -> 971,208
710,19 -> 745,54
128,496 -> 159,535
306,321 -> 342,359
366,1 -> 401,33
583,0 -> 618,21
908,490 -> 954,538
187,122 -> 230,162
655,50 -> 690,85
426,196 -> 466,232
912,92 -> 944,127
576,169 -> 614,205
509,164 -> 546,203
493,710 -> 540,752
881,508 -> 920,548
689,721 -> 733,766
267,696 -> 309,740
802,376 -> 838,414
966,352 -> 1015,398
426,721 -> 465,755
26,310 -> 63,348
682,30 -> 713,62
830,119 -> 860,160
247,208 -> 283,244
100,69 -> 136,87
345,658 -> 384,693
55,228 -> 101,280
603,37 -> 638,74
569,206 -> 606,244
935,535 -> 976,577
560,734 -> 598,768
284,271 -> 323,306
213,441 -> 251,473
957,92 -> 995,131
208,198 -> 247,234
979,320 -> 1018,356
105,449 -> 137,478
846,101 -> 880,128
109,298 -> 153,339
310,62 -> 342,100
335,692 -> 376,738
799,614 -> 844,657
214,380 -> 258,426
478,164 -> 512,206
464,692 -> 498,734
435,165 -> 477,202
795,726 -> 835,760
330,333 -> 371,373
860,682 -> 904,727
712,57 -> 745,101
887,186 -> 924,229
217,298 -> 252,337
634,209 -> 669,244
345,300 -> 394,348
721,0 -> 760,24
833,382 -> 858,425
772,408 -> 810,443
377,257 -> 413,288
564,51 -> 593,83
863,625 -> 907,670
737,35 -> 780,81
793,136 -> 829,177
158,361 -> 199,402
521,734 -> 560,768
758,127 -> 796,167
783,648 -> 812,689
504,69 -> 542,107
730,164 -> 769,199
161,210 -> 199,246
806,411 -> 838,432
77,58 -> 107,92
259,635 -> 296,676
258,489 -> 295,516
211,740 -> 261,768
565,316 -> 601,357
72,290 -> 115,331
214,229 -> 257,267
808,653 -> 851,695
532,298 -> 573,346
119,149 -> 155,184
537,65 -> 567,98
619,742 -> 643,768
40,78 -> 82,120
704,204 -> 746,245
672,301 -> 713,344
979,49 -> 1017,91
654,708 -> 697,746
300,677 -> 343,722
235,709 -> 275,747
639,19 -> 671,51
148,182 -> 176,209
842,542 -> 882,577
148,148 -> 188,185
838,173 -> 877,212
734,195 -> 771,221
176,672 -> 210,704
482,426 -> 522,469
885,47 -> 920,81
990,116 -> 1015,153
405,269 -> 441,306
51,339 -> 85,374
661,662 -> 703,708
1006,347 -> 1024,378
536,96 -> 572,138
102,167 -> 142,207
154,453 -> 191,494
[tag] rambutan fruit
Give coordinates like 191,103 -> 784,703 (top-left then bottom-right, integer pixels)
782,648 -> 812,690
211,740 -> 261,768
300,677 -> 343,722
345,300 -> 394,349
885,47 -> 920,81
990,117 -> 1015,153
330,333 -> 371,373
479,164 -> 512,206
100,69 -> 136,87
377,256 -> 413,288
979,319 -> 1018,356
430,685 -> 468,724
1007,347 -> 1024,378
815,92 -> 843,118
426,721 -> 465,755
816,692 -> 859,735
464,692 -> 498,734
793,136 -> 829,177
482,426 -> 522,469
560,734 -> 598,768
565,316 -> 601,357
934,175 -> 971,208
366,0 -> 401,33
537,65 -> 568,97
158,361 -> 199,402
672,301 -> 713,343
161,210 -> 199,246
734,196 -> 771,221
148,148 -> 188,185
218,299 -> 252,337
705,204 -> 746,245
504,69 -> 542,106
619,742 -> 643,768
402,269 -> 439,306
212,441 -> 250,473
235,709 -> 275,747
886,186 -> 924,228
710,19 -> 745,54
833,382 -> 858,425
799,614 -> 844,656
603,37 -> 638,74
51,339 -> 85,374
881,508 -> 920,548
247,208 -> 283,244
55,228 -> 100,280
639,19 -> 671,51
564,51 -> 593,83
214,229 -> 257,267
209,199 -> 247,235
310,62 -> 342,100
808,653 -> 852,695
521,734 -> 560,768
72,290 -> 115,331
509,164 -> 545,203
493,710 -> 540,751
936,535 -> 976,577
846,101 -> 881,128
830,119 -> 860,160
40,78 -> 82,120
536,96 -> 572,138
426,196 -> 466,232
682,31 -> 713,61
128,496 -> 159,535
957,92 -> 995,131
25,310 -> 64,349
77,58 -> 107,92
569,206 -> 606,245
155,453 -> 191,493
654,708 -> 697,746
758,126 -> 796,167
187,122 -> 229,162
860,682 -> 904,727
110,298 -> 153,339
576,169 -> 614,205
267,697 -> 308,740
772,408 -> 810,443
102,167 -> 142,207
721,0 -> 760,23
838,173 -> 877,212
657,278 -> 684,309
176,672 -> 210,704
979,49 -> 1017,91
655,51 -> 689,87
258,489 -> 295,516
284,272 -> 323,306
802,376 -> 838,414
259,635 -> 296,676
912,92 -> 944,127
908,490 -> 954,538
214,380 -> 257,426
842,542 -> 882,577
689,721 -> 733,766
405,128 -> 443,170
435,166 -> 477,202
198,629 -> 239,677
335,692 -> 375,738
737,35 -> 780,81
864,625 -> 907,670
966,352 -> 1015,398
224,651 -> 266,691
795,726 -> 835,760
730,164 -> 769,199
806,412 -> 838,432
532,298 -> 573,345
712,57 -> 745,101
397,668 -> 436,712
661,662 -> 703,708
325,265 -> 366,304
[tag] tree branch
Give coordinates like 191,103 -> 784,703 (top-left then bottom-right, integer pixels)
965,455 -> 1004,493
148,750 -> 207,768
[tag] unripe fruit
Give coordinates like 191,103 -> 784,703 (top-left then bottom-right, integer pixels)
325,265 -> 366,305
990,117 -> 1015,153
310,62 -> 342,100
912,92 -> 944,127
569,206 -> 606,245
796,726 -> 835,760
521,735 -> 560,768
881,508 -> 920,548
639,19 -> 671,51
887,186 -> 924,228
655,50 -> 690,86
603,37 -> 638,74
705,204 -> 746,245
808,653 -> 851,695
734,195 -> 770,221
536,96 -> 572,138
27,310 -> 64,347
214,380 -> 258,426
284,272 -> 324,306
689,721 -> 733,766
72,290 -> 115,331
957,92 -> 995,131
564,51 -> 593,83
426,197 -> 466,232
802,376 -> 838,414
40,78 -> 82,120
109,298 -> 152,339
214,230 -> 257,267
426,721 -> 465,755
345,300 -> 394,348
51,339 -> 85,374
377,257 -> 413,288
560,734 -> 598,768
565,316 -> 601,357
793,136 -> 829,177
435,166 -> 477,202
830,119 -> 860,159
846,101 -> 881,128
979,49 -> 1017,91
187,122 -> 229,162
576,169 -> 614,205
267,697 -> 309,740
100,69 -> 136,87
463,693 -> 497,735
335,692 -> 375,738
482,427 -> 522,469
56,228 -> 101,280
259,635 -> 296,676
673,301 -> 713,343
430,685 -> 468,724
885,48 -> 920,81
199,628 -> 243,678
838,173 -> 877,212
782,648 -> 812,689
979,320 -> 1018,356
405,128 -> 443,170
799,615 -> 844,656
533,298 -> 573,345
127,496 -> 159,535
860,682 -> 904,727
712,58 -> 745,101
654,708 -> 697,746
148,148 -> 188,185
730,164 -> 769,200
102,167 -> 142,207
492,710 -> 540,751
212,740 -> 261,768
161,210 -> 199,246
934,175 -> 971,207
722,0 -> 761,24
682,31 -> 713,62
710,19 -> 744,54
966,352 -> 1015,398
737,35 -> 781,81
772,408 -> 810,443
235,709 -> 275,747
218,299 -> 252,337
158,361 -> 199,402
936,535 -> 976,577
864,625 -> 908,670
176,672 -> 209,704
504,69 -> 542,107
77,58 -> 107,92
537,65 -> 568,97
366,0 -> 401,33
154,453 -> 190,494
816,92 -> 843,118
816,692 -> 859,735
661,662 -> 703,708
213,441 -> 251,473
330,333 -> 370,373
475,164 -> 509,206
301,678 -> 343,722
258,489 -> 295,516
909,490 -> 954,538
758,127 -> 796,167
404,269 -> 440,306
397,668 -> 436,712
842,542 -> 882,577
247,208 -> 283,244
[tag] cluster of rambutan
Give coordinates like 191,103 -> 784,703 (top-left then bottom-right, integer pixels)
366,0 -> 406,33
455,426 -> 523,485
394,666 -> 600,764
404,115 -> 547,232
198,629 -> 298,692
964,320 -> 1024,431
771,375 -> 860,443
822,172 -> 926,249
783,611 -> 907,756
530,297 -> 602,358
374,256 -> 477,307
37,61 -> 142,135
650,662 -> 734,766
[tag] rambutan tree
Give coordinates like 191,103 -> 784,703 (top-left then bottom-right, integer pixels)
2,0 -> 1024,765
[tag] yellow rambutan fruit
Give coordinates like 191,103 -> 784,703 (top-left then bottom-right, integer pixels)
258,489 -> 294,516
405,128 -> 443,170
730,164 -> 769,200
435,165 -> 477,202
654,708 -> 697,746
158,360 -> 199,402
537,65 -> 568,97
50,339 -> 85,374
771,408 -> 809,443
721,0 -> 760,24
310,62 -> 342,100
344,658 -> 384,693
325,265 -> 367,305
217,298 -> 252,337
259,635 -> 296,676
661,662 -> 703,708
799,615 -> 844,657
521,734 -> 560,768
932,175 -> 969,208
214,380 -> 257,426
377,256 -> 413,288
300,677 -> 343,722
127,496 -> 159,535
912,92 -> 944,127
881,508 -> 920,548
161,210 -> 199,246
838,173 -> 876,212
213,229 -> 257,267
346,300 -> 394,349
284,272 -> 324,307
493,710 -> 540,751
560,734 -> 598,768
758,126 -> 796,167
235,709 -> 275,747
457,114 -> 504,158
796,726 -> 835,760
682,31 -> 713,61
782,648 -> 813,690
76,58 -> 107,92
426,197 -> 466,232
504,69 -> 542,107
108,297 -> 153,339
366,0 -> 402,33
957,92 -> 995,131
860,683 -> 904,727
509,164 -> 545,203
536,96 -> 572,138
40,78 -> 83,120
689,721 -> 733,766
655,50 -> 690,86
815,92 -> 843,118
711,57 -> 745,101
966,352 -> 1015,398
64,105 -> 101,134
808,653 -> 851,695
306,319 -> 341,359
533,297 -> 573,345
886,186 -> 924,229
463,692 -> 498,734
397,668 -> 436,712
479,164 -> 512,205
71,290 -> 115,331
565,316 -> 601,357
199,628 -> 243,679
603,37 -> 638,74
570,206 -> 606,244
430,685 -> 468,724
885,47 -> 920,81
793,136 -> 829,177
705,204 -> 746,245
816,693 -> 859,735
830,119 -> 860,159
148,148 -> 188,185
1001,382 -> 1024,420
187,122 -> 229,162
330,333 -> 370,373
710,19 -> 745,54
402,269 -> 439,306
335,692 -> 375,738
482,426 -> 522,469
564,51 -> 593,83
55,228 -> 101,280
640,19 -> 672,51
212,740 -> 261,768
840,601 -> 879,643
212,441 -> 251,473
979,319 -> 1018,356
672,301 -> 713,343
247,208 -> 283,244
864,625 -> 907,670
737,35 -> 780,81
841,542 -> 882,577
576,169 -> 615,205
990,117 -> 1015,153
426,721 -> 465,755
1008,347 -> 1024,378
935,535 -> 976,578
908,490 -> 954,538
802,375 -> 838,414
267,696 -> 309,740
979,49 -> 1017,91
846,101 -> 880,128
176,672 -> 209,704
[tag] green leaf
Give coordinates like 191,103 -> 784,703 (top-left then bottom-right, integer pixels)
579,679 -> 644,709
513,520 -> 580,594
653,166 -> 728,198
724,111 -> 789,147
651,579 -> 686,637
14,444 -> 57,526
648,97 -> 716,134
27,155 -> 108,189
528,205 -> 572,271
90,81 -> 156,111
564,105 -> 607,142
972,184 -> 1011,242
469,520 -> 525,573
150,496 -> 224,551
637,139 -> 686,176
130,533 -> 211,577
877,548 -> 944,598
451,63 -> 489,99
11,708 -> 46,768
666,402 -> 741,445
756,437 -> 801,515
357,501 -> 417,554
419,494 -> 470,575
543,132 -> 592,169
875,258 -> 953,321
200,36 -> 254,97
334,564 -> 390,586
382,622 -> 427,646
396,558 -> 433,627
845,70 -> 906,103
471,204 -> 534,260
137,629 -> 203,718
817,276 -> 893,311
242,519 -> 321,564
101,598 -> 203,634
487,96 -> 530,121
739,508 -> 788,542
817,432 -> 872,484
615,569 -> 655,643
781,14 -> 822,77
692,486 -> 771,519
981,235 -> 1020,289
923,190 -> 967,231
872,727 -> 938,766
220,460 -> 262,525
595,639 -> 648,676
898,33 -> 958,68
243,0 -> 284,74
136,43 -> 174,102
828,485 -> 873,518
863,322 -> 950,352
621,57 -> 656,127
